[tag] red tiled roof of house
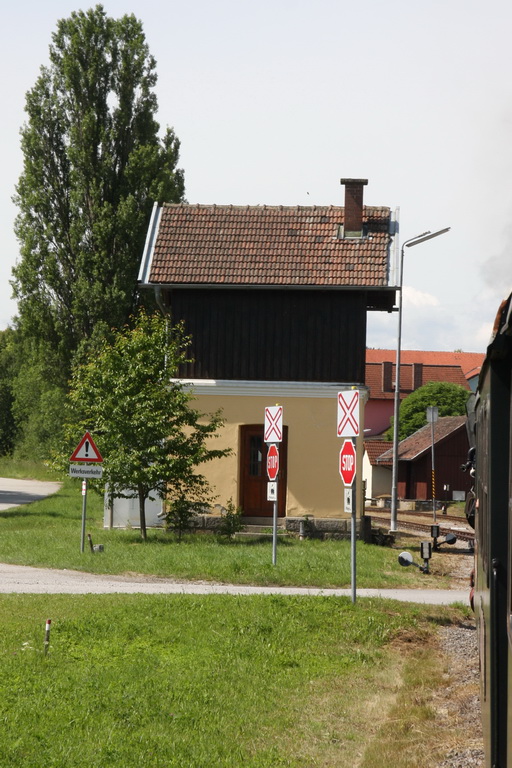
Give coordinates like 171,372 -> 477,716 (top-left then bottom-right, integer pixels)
140,204 -> 393,287
365,361 -> 470,400
364,439 -> 392,465
366,349 -> 484,380
376,415 -> 467,462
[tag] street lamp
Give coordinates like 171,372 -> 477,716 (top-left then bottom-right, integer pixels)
389,227 -> 450,533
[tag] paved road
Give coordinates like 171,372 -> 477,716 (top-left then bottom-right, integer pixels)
0,477 -> 62,511
0,563 -> 469,603
0,476 -> 469,604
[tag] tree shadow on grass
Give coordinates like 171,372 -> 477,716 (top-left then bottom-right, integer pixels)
118,531 -> 295,548
0,508 -> 63,519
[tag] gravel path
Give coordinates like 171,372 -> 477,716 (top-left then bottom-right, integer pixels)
0,477 -> 61,510
0,562 -> 470,602
434,622 -> 484,767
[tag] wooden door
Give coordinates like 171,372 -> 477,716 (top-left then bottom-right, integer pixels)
239,425 -> 287,517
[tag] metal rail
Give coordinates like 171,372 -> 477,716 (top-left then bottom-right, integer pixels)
370,514 -> 475,543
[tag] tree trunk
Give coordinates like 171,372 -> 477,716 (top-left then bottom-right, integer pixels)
138,485 -> 147,541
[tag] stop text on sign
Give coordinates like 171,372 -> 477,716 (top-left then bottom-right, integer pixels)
339,439 -> 356,485
341,454 -> 354,472
267,444 -> 279,481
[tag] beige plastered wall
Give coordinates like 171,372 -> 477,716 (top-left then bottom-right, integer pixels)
183,381 -> 367,520
362,453 -> 392,499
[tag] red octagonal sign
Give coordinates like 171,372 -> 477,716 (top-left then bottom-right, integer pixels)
339,440 -> 356,485
267,444 -> 279,481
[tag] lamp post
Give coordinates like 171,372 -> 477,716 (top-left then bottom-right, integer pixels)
389,227 -> 450,533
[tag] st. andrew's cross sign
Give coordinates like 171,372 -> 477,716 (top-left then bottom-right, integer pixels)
337,390 -> 360,437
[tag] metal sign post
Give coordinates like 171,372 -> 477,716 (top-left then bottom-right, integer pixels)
350,472 -> 356,603
267,443 -> 280,565
264,407 -> 283,566
338,391 -> 360,604
70,432 -> 103,553
80,479 -> 88,554
339,437 -> 357,603
272,486 -> 278,566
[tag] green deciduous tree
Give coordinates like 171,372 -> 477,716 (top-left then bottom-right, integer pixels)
390,381 -> 470,441
12,4 -> 184,373
61,311 -> 229,540
0,330 -> 19,455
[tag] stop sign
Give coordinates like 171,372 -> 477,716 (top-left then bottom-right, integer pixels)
339,440 -> 356,485
267,444 -> 279,481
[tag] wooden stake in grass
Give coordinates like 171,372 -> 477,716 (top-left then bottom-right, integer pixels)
44,619 -> 51,656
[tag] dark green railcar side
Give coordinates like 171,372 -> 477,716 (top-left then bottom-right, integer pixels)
474,293 -> 512,768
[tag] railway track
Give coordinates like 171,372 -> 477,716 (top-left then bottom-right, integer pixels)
370,513 -> 475,543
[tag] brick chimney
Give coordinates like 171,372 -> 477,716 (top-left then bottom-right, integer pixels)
413,363 -> 423,390
382,361 -> 393,393
340,178 -> 368,237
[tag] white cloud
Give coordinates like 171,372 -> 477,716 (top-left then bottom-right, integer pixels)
403,286 -> 440,308
474,323 -> 493,350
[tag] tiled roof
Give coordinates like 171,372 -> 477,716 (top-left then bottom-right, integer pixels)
365,362 -> 470,400
140,204 -> 393,287
364,439 -> 393,465
376,415 -> 467,463
366,349 -> 484,380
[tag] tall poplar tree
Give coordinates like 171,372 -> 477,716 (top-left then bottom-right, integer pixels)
12,5 -> 184,371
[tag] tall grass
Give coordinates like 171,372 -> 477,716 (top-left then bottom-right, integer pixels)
0,457 -> 57,481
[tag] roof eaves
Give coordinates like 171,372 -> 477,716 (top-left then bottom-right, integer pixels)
378,417 -> 466,463
140,281 -> 396,291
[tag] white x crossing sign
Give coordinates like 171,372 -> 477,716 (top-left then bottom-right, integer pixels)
264,406 -> 283,443
337,390 -> 360,437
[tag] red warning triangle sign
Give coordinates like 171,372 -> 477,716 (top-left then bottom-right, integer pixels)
70,432 -> 103,463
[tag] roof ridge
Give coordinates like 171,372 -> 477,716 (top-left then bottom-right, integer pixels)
161,202 -> 390,212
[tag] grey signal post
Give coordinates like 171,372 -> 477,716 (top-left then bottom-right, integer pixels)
426,406 -> 439,522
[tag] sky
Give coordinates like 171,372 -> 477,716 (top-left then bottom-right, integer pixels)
1,0 -> 512,354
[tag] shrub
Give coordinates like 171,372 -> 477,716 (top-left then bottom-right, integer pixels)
217,498 -> 245,539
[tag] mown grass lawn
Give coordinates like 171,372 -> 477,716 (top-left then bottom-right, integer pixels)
0,476 -> 452,589
0,462 -> 475,767
0,593 -> 469,768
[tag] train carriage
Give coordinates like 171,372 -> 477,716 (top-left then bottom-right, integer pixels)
473,293 -> 512,767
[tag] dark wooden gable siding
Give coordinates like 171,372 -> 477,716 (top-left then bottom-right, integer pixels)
167,288 -> 367,382
398,428 -> 471,500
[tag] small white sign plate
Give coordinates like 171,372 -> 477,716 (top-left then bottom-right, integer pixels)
344,487 -> 353,515
69,464 -> 103,479
267,481 -> 277,501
